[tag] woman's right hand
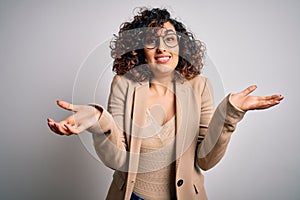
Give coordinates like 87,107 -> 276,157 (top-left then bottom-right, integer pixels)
47,100 -> 101,136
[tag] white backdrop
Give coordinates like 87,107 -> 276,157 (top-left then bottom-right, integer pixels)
0,0 -> 299,199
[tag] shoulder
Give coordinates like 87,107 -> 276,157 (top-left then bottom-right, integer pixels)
187,75 -> 208,85
110,75 -> 145,94
186,75 -> 211,95
111,74 -> 142,87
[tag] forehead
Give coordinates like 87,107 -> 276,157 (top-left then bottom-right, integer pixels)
162,21 -> 176,31
158,21 -> 176,35
145,21 -> 176,36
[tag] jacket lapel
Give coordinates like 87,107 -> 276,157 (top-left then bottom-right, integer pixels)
129,81 -> 149,154
125,81 -> 149,200
175,80 -> 200,161
175,81 -> 189,159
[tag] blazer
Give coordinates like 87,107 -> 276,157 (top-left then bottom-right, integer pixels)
89,74 -> 245,200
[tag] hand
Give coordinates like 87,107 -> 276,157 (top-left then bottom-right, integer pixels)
229,85 -> 284,112
47,100 -> 101,136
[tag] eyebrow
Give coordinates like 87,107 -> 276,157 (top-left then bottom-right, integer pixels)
164,29 -> 176,34
144,29 -> 176,37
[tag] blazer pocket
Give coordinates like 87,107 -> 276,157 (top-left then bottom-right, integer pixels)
192,179 -> 208,200
113,171 -> 126,190
192,174 -> 203,195
193,184 -> 199,194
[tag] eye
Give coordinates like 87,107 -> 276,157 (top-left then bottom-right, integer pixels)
164,34 -> 178,47
144,36 -> 157,45
165,35 -> 176,41
164,34 -> 178,42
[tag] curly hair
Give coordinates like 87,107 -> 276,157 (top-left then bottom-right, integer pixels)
110,7 -> 206,81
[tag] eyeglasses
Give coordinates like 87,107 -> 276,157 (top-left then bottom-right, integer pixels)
143,33 -> 180,49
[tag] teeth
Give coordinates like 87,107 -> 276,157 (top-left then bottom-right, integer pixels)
157,57 -> 169,62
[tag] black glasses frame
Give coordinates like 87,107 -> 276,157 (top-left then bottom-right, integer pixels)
142,33 -> 181,49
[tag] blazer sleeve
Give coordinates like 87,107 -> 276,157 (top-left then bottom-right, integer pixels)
196,78 -> 245,171
89,75 -> 129,171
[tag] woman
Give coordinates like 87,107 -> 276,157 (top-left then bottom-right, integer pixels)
47,8 -> 283,200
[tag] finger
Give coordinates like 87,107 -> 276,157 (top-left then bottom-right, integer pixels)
48,121 -> 63,135
56,100 -> 80,112
255,98 -> 281,110
241,85 -> 257,96
54,122 -> 72,136
262,100 -> 280,109
47,121 -> 57,132
272,94 -> 284,101
64,124 -> 81,135
47,118 -> 54,123
47,118 -> 75,136
62,124 -> 76,136
264,94 -> 284,101
64,124 -> 85,134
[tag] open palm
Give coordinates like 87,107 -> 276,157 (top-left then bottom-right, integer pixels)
229,85 -> 284,111
47,100 -> 101,136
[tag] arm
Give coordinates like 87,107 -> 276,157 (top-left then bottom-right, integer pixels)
196,90 -> 245,171
47,75 -> 130,171
196,81 -> 283,171
90,75 -> 130,171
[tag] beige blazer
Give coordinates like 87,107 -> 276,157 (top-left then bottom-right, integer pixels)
90,74 -> 245,200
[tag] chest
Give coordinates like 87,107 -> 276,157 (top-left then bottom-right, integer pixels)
147,88 -> 176,126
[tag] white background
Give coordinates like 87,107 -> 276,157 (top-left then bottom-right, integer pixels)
0,0 -> 299,199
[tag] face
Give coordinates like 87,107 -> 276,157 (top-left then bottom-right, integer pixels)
143,22 -> 179,78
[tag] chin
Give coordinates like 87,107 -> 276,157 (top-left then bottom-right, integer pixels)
151,63 -> 176,76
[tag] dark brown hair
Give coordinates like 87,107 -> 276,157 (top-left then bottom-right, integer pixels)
110,7 -> 206,81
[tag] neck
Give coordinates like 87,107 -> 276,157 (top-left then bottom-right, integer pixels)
151,70 -> 175,84
150,78 -> 174,96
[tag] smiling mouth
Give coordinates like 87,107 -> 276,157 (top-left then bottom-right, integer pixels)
155,56 -> 171,63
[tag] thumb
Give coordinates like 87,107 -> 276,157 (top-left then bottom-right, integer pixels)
241,85 -> 257,96
56,100 -> 80,112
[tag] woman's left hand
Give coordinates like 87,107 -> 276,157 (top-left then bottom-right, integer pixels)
229,85 -> 284,112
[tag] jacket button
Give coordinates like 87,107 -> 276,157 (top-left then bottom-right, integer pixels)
177,179 -> 183,187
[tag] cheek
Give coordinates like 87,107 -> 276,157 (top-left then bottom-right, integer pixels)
173,48 -> 179,64
171,47 -> 179,57
144,50 -> 155,62
173,55 -> 179,66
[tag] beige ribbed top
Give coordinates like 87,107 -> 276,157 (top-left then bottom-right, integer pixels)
133,110 -> 177,200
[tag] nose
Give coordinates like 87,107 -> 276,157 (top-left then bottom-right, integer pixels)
156,37 -> 167,52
